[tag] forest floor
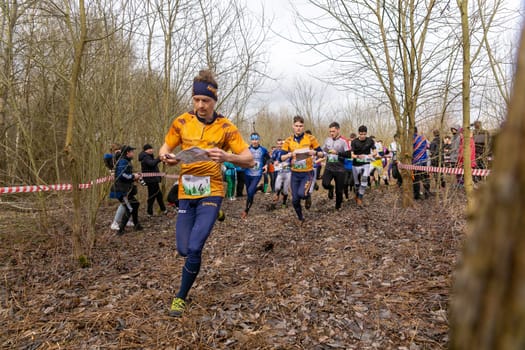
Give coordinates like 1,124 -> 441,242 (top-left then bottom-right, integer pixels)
0,183 -> 467,349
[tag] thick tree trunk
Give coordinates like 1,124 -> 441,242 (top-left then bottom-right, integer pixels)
450,26 -> 525,349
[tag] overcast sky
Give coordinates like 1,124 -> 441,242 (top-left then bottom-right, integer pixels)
245,0 -> 525,116
245,0 -> 332,113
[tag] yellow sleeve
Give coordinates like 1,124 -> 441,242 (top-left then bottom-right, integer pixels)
225,124 -> 249,154
309,135 -> 321,149
282,136 -> 292,152
164,116 -> 183,149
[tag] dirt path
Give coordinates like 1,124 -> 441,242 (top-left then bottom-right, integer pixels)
1,187 -> 464,349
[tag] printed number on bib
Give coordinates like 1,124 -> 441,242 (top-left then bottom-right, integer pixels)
181,175 -> 211,196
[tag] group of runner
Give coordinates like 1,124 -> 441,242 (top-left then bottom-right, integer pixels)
236,120 -> 394,221
236,120 -> 495,210
118,68 -> 489,318
109,67 -> 495,319
149,68 -> 396,318
237,120 -> 392,215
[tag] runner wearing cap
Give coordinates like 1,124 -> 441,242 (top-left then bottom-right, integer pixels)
112,145 -> 144,234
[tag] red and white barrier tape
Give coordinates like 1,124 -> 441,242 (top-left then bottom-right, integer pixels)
0,172 -> 179,195
397,162 -> 491,176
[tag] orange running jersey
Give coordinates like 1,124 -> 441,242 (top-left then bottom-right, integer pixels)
164,112 -> 248,199
282,133 -> 321,172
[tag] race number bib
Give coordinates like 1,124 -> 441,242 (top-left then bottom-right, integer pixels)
293,159 -> 307,169
181,175 -> 211,196
327,153 -> 339,163
355,156 -> 370,163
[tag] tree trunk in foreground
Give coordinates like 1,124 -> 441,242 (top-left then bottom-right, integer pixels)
449,26 -> 525,349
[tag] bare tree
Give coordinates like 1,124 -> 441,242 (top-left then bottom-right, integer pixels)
476,0 -> 517,117
450,23 -> 525,350
452,0 -> 515,208
0,0 -> 17,185
197,0 -> 269,127
0,0 -> 37,184
292,0 -> 450,207
141,0 -> 269,138
16,0 -> 142,262
457,0 -> 475,206
0,0 -> 269,264
285,77 -> 329,131
291,0 -> 516,206
251,107 -> 295,145
155,0 -> 181,134
339,99 -> 397,140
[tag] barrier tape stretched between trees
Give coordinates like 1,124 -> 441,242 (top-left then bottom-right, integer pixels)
1,164 -> 491,195
0,172 -> 178,195
397,162 -> 491,176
